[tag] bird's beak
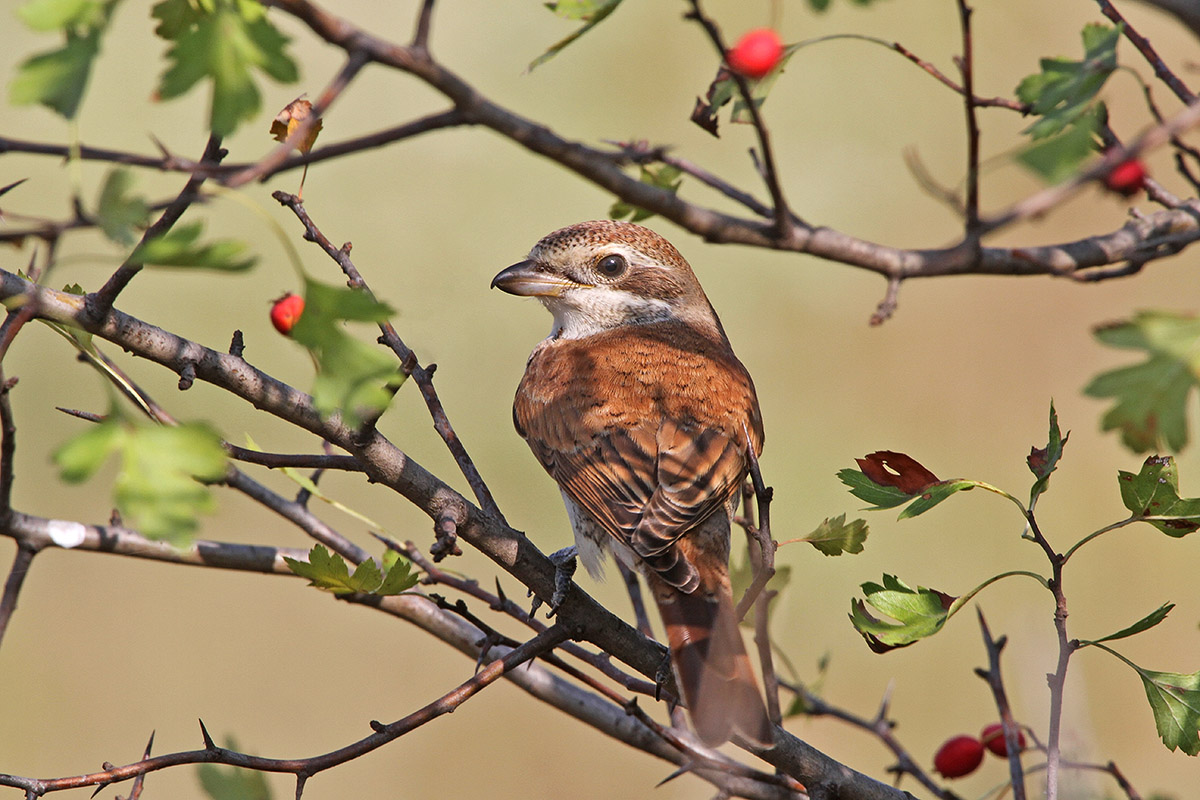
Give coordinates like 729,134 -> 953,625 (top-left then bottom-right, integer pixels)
491,260 -> 577,297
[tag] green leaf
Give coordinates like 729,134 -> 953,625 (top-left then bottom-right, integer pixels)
377,556 -> 419,595
9,27 -> 102,118
17,0 -> 105,31
610,164 -> 682,223
1015,105 -> 1101,183
529,0 -> 624,71
130,221 -> 257,271
1028,401 -> 1069,505
95,169 -> 150,246
1013,23 -> 1117,183
1082,602 -> 1174,645
284,544 -> 416,596
197,738 -> 271,800
691,43 -> 801,136
1016,24 -> 1119,139
55,417 -> 228,544
1138,667 -> 1200,755
54,416 -> 123,482
849,574 -> 956,653
1085,311 -> 1200,453
154,0 -> 298,136
290,277 -> 403,428
801,513 -> 868,556
837,467 -> 912,510
1118,455 -> 1200,536
898,479 -> 978,519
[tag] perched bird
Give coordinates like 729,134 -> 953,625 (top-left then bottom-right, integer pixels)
492,219 -> 773,747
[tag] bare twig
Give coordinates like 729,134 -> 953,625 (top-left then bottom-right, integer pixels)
271,191 -> 505,522
975,610 -> 1027,800
1096,0 -> 1196,104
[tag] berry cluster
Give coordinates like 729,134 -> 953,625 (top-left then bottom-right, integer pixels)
933,723 -> 1028,778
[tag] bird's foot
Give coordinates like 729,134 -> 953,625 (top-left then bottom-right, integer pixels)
529,546 -> 578,618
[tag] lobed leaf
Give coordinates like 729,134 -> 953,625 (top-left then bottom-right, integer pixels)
1085,311 -> 1200,453
801,513 -> 868,556
131,221 -> 257,271
55,417 -> 228,545
153,0 -> 298,136
95,169 -> 150,246
849,574 -> 956,653
284,544 -> 418,596
1118,455 -> 1200,536
289,277 -> 404,428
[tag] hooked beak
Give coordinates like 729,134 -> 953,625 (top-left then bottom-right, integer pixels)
491,260 -> 578,297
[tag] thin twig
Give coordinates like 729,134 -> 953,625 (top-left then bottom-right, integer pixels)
0,543 -> 37,648
975,610 -> 1027,800
1095,0 -> 1196,104
271,191 -> 505,522
685,0 -> 795,237
91,135 -> 225,313
955,0 -> 982,242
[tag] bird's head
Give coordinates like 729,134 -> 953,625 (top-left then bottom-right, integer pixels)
492,220 -> 726,342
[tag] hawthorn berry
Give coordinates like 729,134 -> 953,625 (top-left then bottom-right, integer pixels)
727,28 -> 784,79
1103,158 -> 1148,197
270,293 -> 305,335
933,735 -> 984,778
980,722 -> 1026,757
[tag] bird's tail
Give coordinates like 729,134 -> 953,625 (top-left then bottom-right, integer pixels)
651,573 -> 774,747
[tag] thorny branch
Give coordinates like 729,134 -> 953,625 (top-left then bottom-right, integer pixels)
2,0 -> 1199,797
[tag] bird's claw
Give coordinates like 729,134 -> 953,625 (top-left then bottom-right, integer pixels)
547,545 -> 578,617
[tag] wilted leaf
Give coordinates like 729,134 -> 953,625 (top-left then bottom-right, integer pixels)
290,277 -> 404,428
153,0 -> 298,136
1082,602 -> 1174,645
131,221 -> 257,271
1028,401 -> 1069,504
1118,455 -> 1200,536
610,164 -> 682,223
1085,311 -> 1200,453
270,95 -> 321,153
856,451 -> 939,494
801,514 -> 868,556
849,574 -> 956,652
95,169 -> 150,246
529,0 -> 624,71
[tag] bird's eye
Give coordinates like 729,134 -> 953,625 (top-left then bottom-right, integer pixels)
595,254 -> 627,278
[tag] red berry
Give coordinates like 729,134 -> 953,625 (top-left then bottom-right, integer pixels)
980,722 -> 1026,757
727,28 -> 784,79
933,735 -> 984,778
1103,158 -> 1147,196
270,293 -> 304,335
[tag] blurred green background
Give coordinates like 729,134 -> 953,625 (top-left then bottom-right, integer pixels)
2,1 -> 1199,797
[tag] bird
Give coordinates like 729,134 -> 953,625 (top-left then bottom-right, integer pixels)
492,219 -> 774,747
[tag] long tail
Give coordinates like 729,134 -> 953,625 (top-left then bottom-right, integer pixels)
650,572 -> 774,747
